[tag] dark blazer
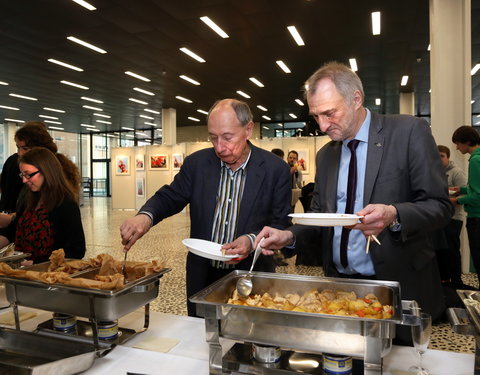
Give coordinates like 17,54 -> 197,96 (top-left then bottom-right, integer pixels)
292,112 -> 452,320
141,142 -> 291,307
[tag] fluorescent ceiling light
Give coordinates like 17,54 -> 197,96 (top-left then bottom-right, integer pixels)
67,36 -> 107,54
0,81 -> 8,85
287,26 -> 305,46
257,105 -> 268,112
262,115 -> 271,121
61,80 -> 89,90
140,114 -> 154,120
83,105 -> 102,111
371,12 -> 381,35
71,0 -> 96,10
48,126 -> 64,130
276,60 -> 291,73
179,75 -> 200,85
136,132 -> 148,136
188,117 -> 200,122
427,44 -> 431,51
134,87 -> 155,96
262,126 -> 269,130
179,47 -> 206,63
93,113 -> 110,118
375,98 -> 381,105
289,113 -> 297,119
96,119 -> 111,124
0,105 -> 19,110
295,99 -> 304,106
43,107 -> 65,113
122,127 -> 134,131
236,90 -> 250,99
200,16 -> 229,38
197,109 -> 208,115
472,100 -> 476,104
44,120 -> 62,124
249,77 -> 264,87
9,93 -> 38,101
88,128 -> 100,132
349,58 -> 358,72
125,134 -> 134,138
144,108 -> 160,114
5,118 -> 25,123
401,76 -> 409,86
125,71 -> 151,82
81,124 -> 95,128
144,122 -> 156,126
48,58 -> 83,72
39,115 -> 58,120
471,64 -> 480,75
128,98 -> 148,105
81,96 -> 103,103
477,114 -> 480,118
175,96 -> 192,103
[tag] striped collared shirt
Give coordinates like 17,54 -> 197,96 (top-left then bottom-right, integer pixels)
210,150 -> 251,268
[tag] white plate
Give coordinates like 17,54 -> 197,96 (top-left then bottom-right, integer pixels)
182,238 -> 239,261
289,213 -> 363,226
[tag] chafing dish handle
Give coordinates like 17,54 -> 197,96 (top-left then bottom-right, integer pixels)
447,307 -> 476,335
400,299 -> 421,326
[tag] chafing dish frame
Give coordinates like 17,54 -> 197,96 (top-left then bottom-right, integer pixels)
190,270 -> 416,375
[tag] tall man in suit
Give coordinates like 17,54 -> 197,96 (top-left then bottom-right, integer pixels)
255,62 -> 452,326
120,98 -> 291,316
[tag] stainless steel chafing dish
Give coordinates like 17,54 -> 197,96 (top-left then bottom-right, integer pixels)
190,270 -> 419,375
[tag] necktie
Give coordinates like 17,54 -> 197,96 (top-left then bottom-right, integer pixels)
340,139 -> 360,268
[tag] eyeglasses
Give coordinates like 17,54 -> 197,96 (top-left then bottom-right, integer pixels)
19,170 -> 40,180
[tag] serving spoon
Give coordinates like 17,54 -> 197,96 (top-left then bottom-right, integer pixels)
236,237 -> 264,297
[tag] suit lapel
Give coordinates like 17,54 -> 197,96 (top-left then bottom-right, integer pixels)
325,143 -> 341,212
203,151 -> 221,222
364,112 -> 384,204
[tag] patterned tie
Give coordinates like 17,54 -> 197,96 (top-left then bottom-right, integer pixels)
340,139 -> 360,268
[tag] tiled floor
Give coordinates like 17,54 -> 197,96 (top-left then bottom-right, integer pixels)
81,197 -> 476,354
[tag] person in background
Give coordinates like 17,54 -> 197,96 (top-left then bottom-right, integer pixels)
287,150 -> 303,189
120,98 -> 291,316
0,147 -> 85,264
437,145 -> 467,285
254,62 -> 452,342
451,126 -> 480,288
271,148 -> 285,159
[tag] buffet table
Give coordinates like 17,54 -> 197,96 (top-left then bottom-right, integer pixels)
0,306 -> 474,375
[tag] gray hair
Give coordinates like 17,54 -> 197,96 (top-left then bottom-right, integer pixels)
304,61 -> 364,105
207,99 -> 253,126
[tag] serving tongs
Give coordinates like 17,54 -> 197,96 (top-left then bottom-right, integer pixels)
0,243 -> 15,258
121,251 -> 128,283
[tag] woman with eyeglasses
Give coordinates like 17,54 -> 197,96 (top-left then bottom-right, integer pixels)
0,147 -> 85,264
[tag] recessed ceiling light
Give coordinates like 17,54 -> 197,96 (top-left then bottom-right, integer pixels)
375,98 -> 381,105
48,58 -> 83,72
257,105 -> 268,112
81,124 -> 95,128
43,107 -> 65,113
136,132 -> 148,136
472,100 -> 476,104
287,26 -> 305,46
96,119 -> 111,124
44,120 -> 62,124
401,76 -> 409,86
289,113 -> 297,119
179,75 -> 200,85
67,36 -> 107,54
200,16 -> 229,38
39,115 -> 59,120
0,81 -> 8,85
48,126 -> 64,130
144,122 -> 156,126
81,96 -> 103,103
262,115 -> 271,121
125,71 -> 151,82
61,80 -> 89,90
0,105 -> 19,110
134,87 -> 155,96
122,127 -> 134,131
349,58 -> 358,72
471,64 -> 480,76
175,96 -> 192,103
197,109 -> 208,115
4,118 -> 24,123
71,0 -> 96,10
276,60 -> 291,73
371,11 -> 381,35
427,44 -> 431,51
262,126 -> 269,130
188,116 -> 200,122
140,114 -> 154,120
249,77 -> 264,87
236,90 -> 250,99
179,47 -> 206,63
144,108 -> 160,114
9,93 -> 38,101
93,113 -> 110,118
295,99 -> 304,106
128,98 -> 148,105
88,128 -> 100,132
83,105 -> 103,111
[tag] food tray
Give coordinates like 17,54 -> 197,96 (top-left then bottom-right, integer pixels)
0,326 -> 109,374
0,265 -> 170,321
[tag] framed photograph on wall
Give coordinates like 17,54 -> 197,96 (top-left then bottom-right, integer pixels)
135,154 -> 145,170
172,153 -> 184,170
115,155 -> 130,176
294,149 -> 309,175
136,178 -> 145,197
149,154 -> 168,169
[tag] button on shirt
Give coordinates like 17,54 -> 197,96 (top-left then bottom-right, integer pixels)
333,109 -> 375,276
210,151 -> 251,269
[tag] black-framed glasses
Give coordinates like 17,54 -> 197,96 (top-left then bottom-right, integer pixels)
19,170 -> 40,180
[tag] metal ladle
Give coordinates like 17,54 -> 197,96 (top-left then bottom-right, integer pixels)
236,237 -> 264,297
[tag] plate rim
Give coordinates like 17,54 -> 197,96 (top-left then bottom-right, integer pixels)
182,238 -> 239,261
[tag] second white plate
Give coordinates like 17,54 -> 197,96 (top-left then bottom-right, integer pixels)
182,238 -> 239,261
289,213 -> 362,226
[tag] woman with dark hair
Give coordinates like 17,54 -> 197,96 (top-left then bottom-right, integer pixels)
0,147 -> 85,264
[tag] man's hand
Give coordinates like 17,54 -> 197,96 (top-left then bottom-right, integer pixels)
254,226 -> 295,256
120,214 -> 152,251
352,204 -> 397,236
222,235 -> 251,265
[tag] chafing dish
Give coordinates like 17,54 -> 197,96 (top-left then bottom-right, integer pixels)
190,270 -> 418,375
